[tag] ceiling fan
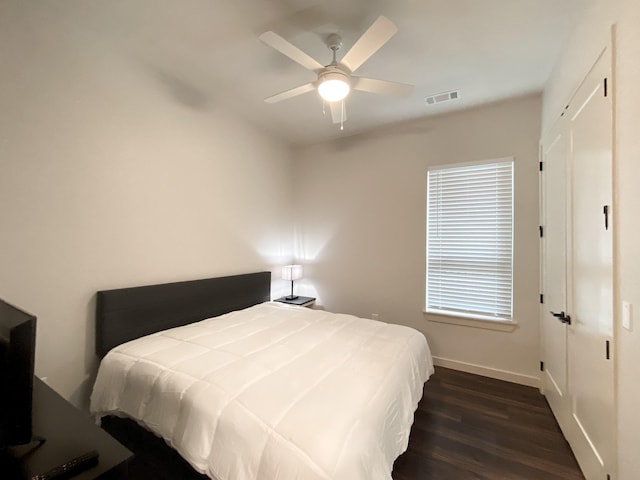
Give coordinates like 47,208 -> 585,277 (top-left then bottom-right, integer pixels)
259,16 -> 413,127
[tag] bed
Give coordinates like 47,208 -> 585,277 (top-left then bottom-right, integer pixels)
90,271 -> 433,480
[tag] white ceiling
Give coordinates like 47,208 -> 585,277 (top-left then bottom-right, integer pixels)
52,0 -> 586,146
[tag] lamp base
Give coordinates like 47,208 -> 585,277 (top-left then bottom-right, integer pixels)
285,295 -> 299,300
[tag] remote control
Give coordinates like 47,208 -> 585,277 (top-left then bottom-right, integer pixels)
32,450 -> 99,480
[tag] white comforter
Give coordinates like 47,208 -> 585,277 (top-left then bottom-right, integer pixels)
90,301 -> 433,480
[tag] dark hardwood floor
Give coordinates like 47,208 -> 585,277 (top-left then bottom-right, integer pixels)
392,367 -> 584,480
104,367 -> 584,480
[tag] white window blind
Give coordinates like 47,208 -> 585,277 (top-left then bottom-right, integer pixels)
426,159 -> 514,322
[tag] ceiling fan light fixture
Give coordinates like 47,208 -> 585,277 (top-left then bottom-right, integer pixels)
317,71 -> 350,102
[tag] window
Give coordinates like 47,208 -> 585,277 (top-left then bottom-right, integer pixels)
426,158 -> 514,322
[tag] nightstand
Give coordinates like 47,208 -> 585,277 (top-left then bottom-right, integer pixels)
9,378 -> 132,480
274,296 -> 316,308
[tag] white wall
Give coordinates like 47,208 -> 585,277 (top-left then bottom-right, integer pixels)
0,2 -> 293,407
543,1 -> 640,477
293,94 -> 542,386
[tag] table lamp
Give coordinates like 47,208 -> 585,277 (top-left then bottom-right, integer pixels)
282,265 -> 303,300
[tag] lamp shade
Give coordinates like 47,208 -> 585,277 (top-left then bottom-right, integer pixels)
282,264 -> 303,281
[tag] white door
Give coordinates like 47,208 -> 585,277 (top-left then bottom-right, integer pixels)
540,119 -> 570,432
540,46 -> 614,480
566,47 -> 614,480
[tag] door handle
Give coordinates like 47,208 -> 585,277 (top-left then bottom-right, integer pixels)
550,311 -> 572,325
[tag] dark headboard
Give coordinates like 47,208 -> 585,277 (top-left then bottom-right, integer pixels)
96,271 -> 271,358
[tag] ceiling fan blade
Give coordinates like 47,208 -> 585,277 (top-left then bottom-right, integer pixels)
339,16 -> 397,73
259,31 -> 324,73
264,83 -> 315,104
329,101 -> 347,124
352,77 -> 414,97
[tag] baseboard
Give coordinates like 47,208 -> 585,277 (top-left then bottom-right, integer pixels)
432,356 -> 541,388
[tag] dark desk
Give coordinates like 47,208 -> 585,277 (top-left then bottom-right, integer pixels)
6,378 -> 132,479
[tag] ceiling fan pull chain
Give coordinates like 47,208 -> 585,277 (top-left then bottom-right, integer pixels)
340,100 -> 345,131
323,100 -> 326,116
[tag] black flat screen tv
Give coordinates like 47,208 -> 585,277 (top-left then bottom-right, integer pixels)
0,299 -> 36,448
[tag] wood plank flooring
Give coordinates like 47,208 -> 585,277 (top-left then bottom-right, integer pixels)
392,367 -> 584,480
103,366 -> 584,480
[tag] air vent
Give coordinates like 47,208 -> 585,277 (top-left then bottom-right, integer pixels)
425,89 -> 461,105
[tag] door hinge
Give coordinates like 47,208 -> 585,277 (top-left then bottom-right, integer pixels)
539,161 -> 543,172
606,340 -> 611,360
603,205 -> 610,230
540,361 -> 544,372
540,294 -> 544,304
539,225 -> 544,238
604,77 -> 608,97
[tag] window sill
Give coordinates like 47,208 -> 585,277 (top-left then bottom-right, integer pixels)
423,311 -> 518,332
